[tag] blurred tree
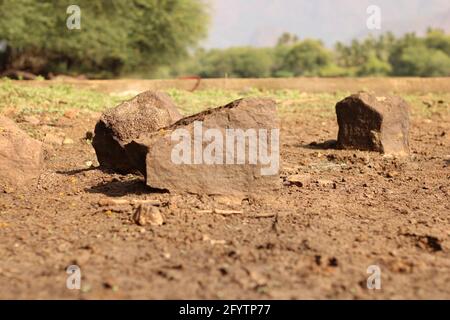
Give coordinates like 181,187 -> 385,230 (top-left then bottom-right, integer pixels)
281,39 -> 332,76
0,0 -> 209,78
193,47 -> 273,78
389,31 -> 450,76
169,29 -> 450,78
357,52 -> 391,76
391,44 -> 450,76
276,32 -> 299,46
424,28 -> 450,55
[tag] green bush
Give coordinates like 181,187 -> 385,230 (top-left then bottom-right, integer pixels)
194,47 -> 274,78
0,0 -> 209,78
280,39 -> 332,76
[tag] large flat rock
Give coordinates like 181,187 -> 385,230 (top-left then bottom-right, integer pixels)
336,92 -> 410,156
125,98 -> 281,197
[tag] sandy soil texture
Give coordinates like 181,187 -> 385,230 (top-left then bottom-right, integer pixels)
0,85 -> 449,299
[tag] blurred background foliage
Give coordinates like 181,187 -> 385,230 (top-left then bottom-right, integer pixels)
170,30 -> 450,78
0,0 -> 209,78
0,0 -> 449,78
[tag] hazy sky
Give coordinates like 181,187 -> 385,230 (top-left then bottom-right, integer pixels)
202,0 -> 450,48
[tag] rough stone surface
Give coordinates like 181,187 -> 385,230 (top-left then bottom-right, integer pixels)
133,205 -> 164,226
0,116 -> 44,190
92,91 -> 182,174
336,92 -> 410,156
125,98 -> 281,197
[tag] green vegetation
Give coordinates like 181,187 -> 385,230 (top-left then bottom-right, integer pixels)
1,80 -> 447,120
173,30 -> 450,78
167,88 -> 344,116
1,1 -> 449,78
0,0 -> 209,78
0,79 -> 123,115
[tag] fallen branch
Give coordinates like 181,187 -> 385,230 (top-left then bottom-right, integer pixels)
195,209 -> 244,215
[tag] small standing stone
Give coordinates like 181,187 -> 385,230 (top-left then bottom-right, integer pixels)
336,92 -> 410,156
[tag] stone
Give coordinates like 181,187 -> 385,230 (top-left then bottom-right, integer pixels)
133,205 -> 164,226
92,91 -> 182,174
286,174 -> 311,187
0,116 -> 44,190
336,92 -> 410,156
43,133 -> 64,146
124,98 -> 281,197
316,179 -> 336,188
62,137 -> 74,145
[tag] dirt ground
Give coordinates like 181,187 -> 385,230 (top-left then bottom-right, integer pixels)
0,83 -> 449,299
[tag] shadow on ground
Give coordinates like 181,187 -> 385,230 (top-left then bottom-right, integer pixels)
56,167 -> 98,176
85,178 -> 167,197
297,139 -> 338,150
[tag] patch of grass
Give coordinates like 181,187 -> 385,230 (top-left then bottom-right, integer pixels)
0,80 -> 447,121
0,79 -> 124,116
166,88 -> 448,120
167,88 -> 348,119
403,93 -> 450,118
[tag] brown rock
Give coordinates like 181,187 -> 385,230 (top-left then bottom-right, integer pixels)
133,205 -> 164,226
0,116 -> 43,190
92,91 -> 182,174
336,92 -> 410,156
286,174 -> 311,187
124,98 -> 281,197
62,137 -> 74,145
316,179 -> 336,188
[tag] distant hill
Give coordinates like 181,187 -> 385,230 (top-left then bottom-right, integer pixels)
203,0 -> 450,48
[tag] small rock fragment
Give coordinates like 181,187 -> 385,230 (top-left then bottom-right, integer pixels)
213,195 -> 243,206
62,137 -> 74,145
85,131 -> 94,141
386,171 -> 399,178
133,204 -> 164,226
286,174 -> 311,187
316,179 -> 336,188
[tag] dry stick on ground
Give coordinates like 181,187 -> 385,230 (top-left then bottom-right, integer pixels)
97,198 -> 162,207
251,212 -> 277,218
195,209 -> 244,215
214,209 -> 243,215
